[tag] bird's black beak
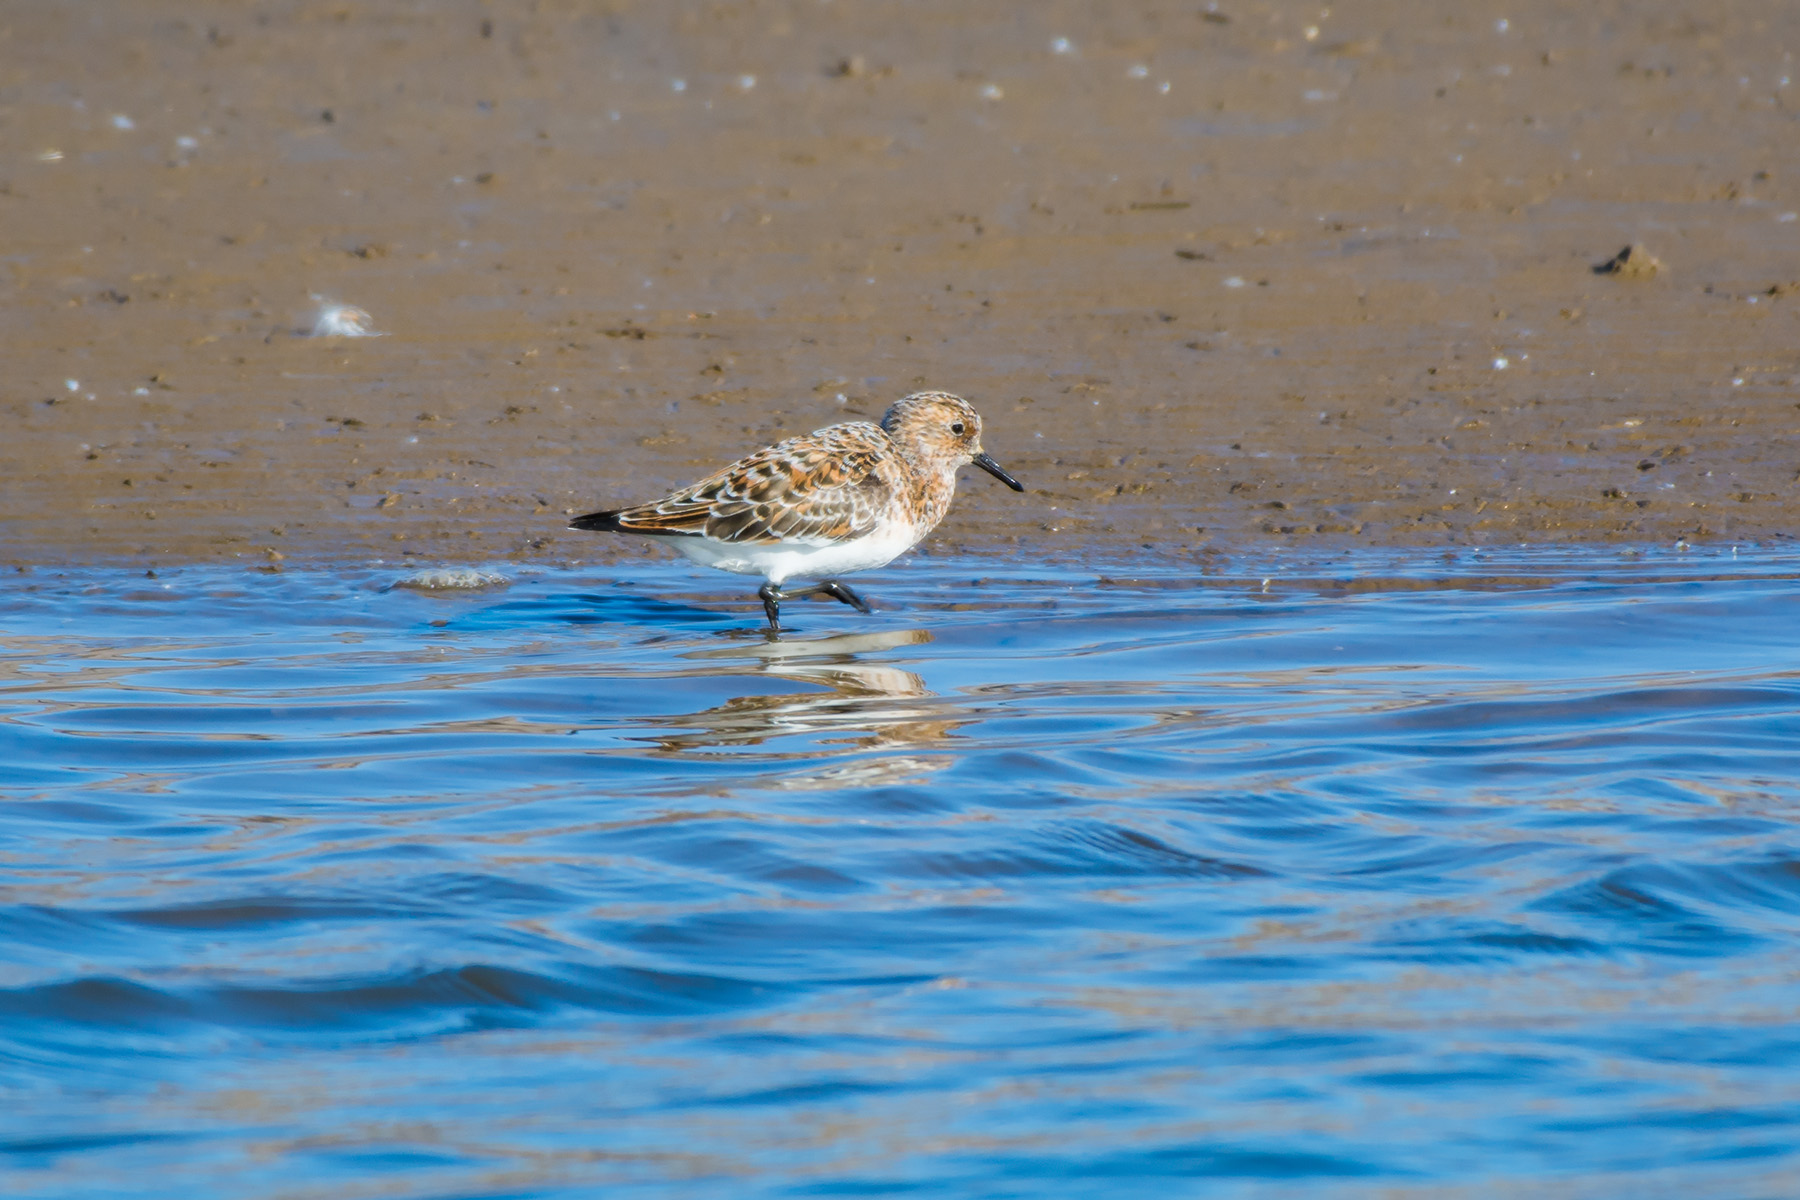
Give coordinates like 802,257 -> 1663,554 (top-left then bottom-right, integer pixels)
973,452 -> 1025,492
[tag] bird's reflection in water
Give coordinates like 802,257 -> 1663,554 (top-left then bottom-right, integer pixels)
643,628 -> 965,757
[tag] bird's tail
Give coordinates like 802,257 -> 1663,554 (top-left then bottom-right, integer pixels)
567,510 -> 626,532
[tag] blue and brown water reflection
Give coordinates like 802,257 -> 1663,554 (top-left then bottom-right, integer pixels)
3,548 -> 1799,1197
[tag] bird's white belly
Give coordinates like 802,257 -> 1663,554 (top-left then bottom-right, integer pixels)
669,523 -> 921,583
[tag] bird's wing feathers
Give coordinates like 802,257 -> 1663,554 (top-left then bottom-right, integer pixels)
604,424 -> 899,544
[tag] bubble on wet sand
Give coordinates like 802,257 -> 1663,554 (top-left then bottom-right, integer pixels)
308,299 -> 383,338
390,568 -> 511,592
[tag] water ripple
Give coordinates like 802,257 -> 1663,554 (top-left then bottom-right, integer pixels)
3,548 -> 1800,1196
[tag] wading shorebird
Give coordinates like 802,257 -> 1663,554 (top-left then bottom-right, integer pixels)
569,391 -> 1025,630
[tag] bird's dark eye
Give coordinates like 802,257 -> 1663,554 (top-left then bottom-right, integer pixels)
950,421 -> 966,435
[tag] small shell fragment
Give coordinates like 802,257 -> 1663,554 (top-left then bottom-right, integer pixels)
1592,244 -> 1661,279
308,300 -> 383,337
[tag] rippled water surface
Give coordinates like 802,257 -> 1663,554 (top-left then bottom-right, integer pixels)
5,549 -> 1800,1198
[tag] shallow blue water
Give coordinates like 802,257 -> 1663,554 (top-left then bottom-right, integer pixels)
3,547 -> 1799,1199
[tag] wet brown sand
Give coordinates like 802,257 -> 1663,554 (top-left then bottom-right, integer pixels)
3,1 -> 1796,570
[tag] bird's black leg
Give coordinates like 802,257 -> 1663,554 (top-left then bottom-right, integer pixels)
779,580 -> 875,613
757,580 -> 873,629
757,582 -> 784,631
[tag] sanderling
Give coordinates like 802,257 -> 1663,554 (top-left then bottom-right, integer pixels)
570,391 -> 1025,630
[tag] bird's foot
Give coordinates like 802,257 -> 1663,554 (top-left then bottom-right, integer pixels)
815,579 -> 873,614
755,580 -> 875,630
